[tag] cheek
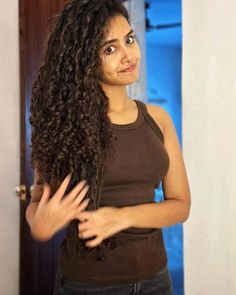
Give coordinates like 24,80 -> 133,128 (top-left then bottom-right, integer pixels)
102,60 -> 118,78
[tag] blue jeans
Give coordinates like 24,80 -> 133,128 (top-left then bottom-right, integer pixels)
53,264 -> 173,295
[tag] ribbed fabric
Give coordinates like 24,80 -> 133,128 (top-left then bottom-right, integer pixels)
59,99 -> 170,285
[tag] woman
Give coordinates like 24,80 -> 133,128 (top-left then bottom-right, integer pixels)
26,0 -> 191,294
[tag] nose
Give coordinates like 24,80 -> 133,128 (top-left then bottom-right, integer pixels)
120,46 -> 133,64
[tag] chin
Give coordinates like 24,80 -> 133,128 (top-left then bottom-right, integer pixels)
124,75 -> 140,85
100,74 -> 140,87
125,79 -> 139,86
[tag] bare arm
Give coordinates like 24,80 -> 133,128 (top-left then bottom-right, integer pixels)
120,106 -> 191,228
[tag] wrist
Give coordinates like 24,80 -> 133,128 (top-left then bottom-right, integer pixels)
119,206 -> 134,230
30,219 -> 53,241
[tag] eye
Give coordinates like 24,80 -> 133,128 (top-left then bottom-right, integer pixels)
126,35 -> 136,44
104,46 -> 115,55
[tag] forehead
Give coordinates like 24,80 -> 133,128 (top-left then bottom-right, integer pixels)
105,15 -> 132,39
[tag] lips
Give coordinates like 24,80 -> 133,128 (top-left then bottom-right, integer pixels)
120,64 -> 137,72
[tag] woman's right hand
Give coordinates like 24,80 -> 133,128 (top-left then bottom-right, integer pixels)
30,174 -> 90,241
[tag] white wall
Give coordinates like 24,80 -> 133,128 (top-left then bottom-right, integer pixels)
182,0 -> 236,294
0,0 -> 20,294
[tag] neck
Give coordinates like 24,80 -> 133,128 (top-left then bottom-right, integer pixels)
101,84 -> 131,113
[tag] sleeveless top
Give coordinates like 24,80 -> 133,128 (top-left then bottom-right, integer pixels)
58,99 -> 170,285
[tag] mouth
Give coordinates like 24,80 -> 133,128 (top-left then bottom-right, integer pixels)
120,64 -> 137,73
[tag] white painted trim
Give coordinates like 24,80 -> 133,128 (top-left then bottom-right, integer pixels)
0,0 -> 20,294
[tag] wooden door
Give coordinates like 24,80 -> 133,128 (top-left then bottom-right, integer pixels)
19,1 -> 69,294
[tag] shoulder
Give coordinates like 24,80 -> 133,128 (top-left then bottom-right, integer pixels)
140,101 -> 172,137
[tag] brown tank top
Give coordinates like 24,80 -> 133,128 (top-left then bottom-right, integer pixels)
59,99 -> 170,285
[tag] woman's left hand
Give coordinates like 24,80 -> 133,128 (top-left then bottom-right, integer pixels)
77,206 -> 128,248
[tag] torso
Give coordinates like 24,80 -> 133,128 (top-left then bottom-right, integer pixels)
108,98 -> 165,135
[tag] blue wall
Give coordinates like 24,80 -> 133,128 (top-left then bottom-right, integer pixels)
146,1 -> 183,294
147,45 -> 182,142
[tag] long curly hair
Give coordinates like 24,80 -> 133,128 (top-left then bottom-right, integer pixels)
30,0 -> 130,210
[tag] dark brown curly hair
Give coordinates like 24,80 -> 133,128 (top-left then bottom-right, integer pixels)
30,0 -> 130,210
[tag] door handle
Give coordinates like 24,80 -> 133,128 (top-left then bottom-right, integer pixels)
14,185 -> 27,201
15,184 -> 34,201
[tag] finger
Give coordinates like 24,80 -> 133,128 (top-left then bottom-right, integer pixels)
85,236 -> 103,248
77,211 -> 91,222
40,183 -> 51,204
71,198 -> 90,220
78,219 -> 89,232
76,197 -> 90,212
64,179 -> 88,204
72,185 -> 90,207
54,174 -> 72,201
78,229 -> 95,240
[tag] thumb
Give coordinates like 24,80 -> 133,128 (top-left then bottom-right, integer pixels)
40,183 -> 51,203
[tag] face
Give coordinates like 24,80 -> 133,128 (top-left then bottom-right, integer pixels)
99,15 -> 141,87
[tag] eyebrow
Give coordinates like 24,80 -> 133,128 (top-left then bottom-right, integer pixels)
102,29 -> 134,47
